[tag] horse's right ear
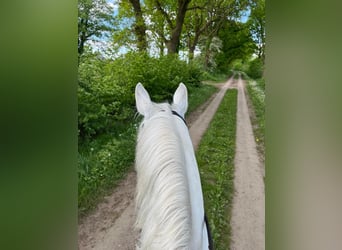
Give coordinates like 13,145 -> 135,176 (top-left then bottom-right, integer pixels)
172,82 -> 188,117
135,83 -> 152,117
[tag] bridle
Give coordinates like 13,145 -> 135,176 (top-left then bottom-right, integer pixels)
172,110 -> 214,250
171,110 -> 187,125
204,214 -> 214,250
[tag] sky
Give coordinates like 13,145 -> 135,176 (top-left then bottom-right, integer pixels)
107,0 -> 118,14
240,9 -> 251,23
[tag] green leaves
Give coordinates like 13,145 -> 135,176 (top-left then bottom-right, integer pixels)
78,122 -> 138,215
247,0 -> 265,62
247,57 -> 264,79
215,20 -> 256,73
78,52 -> 204,138
78,0 -> 115,56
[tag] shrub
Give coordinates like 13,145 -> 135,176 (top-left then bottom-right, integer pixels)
230,59 -> 248,72
78,52 -> 203,138
187,61 -> 203,87
247,58 -> 264,79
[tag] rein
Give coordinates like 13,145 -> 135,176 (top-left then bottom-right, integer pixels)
172,110 -> 214,250
172,110 -> 187,125
205,214 -> 214,250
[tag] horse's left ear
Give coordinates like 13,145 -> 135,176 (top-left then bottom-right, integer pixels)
172,83 -> 188,116
135,82 -> 152,117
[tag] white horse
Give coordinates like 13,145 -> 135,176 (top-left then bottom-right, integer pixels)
134,83 -> 212,250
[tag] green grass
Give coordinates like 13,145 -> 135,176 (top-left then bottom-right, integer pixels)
256,78 -> 265,91
246,78 -> 265,156
196,90 -> 238,249
78,122 -> 137,216
78,84 -> 218,217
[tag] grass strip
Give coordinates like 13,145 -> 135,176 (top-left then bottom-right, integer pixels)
196,89 -> 238,250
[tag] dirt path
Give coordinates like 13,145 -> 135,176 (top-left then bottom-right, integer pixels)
230,77 -> 265,250
78,78 -> 234,250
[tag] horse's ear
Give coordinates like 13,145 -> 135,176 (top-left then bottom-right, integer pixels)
135,83 -> 151,116
172,82 -> 188,116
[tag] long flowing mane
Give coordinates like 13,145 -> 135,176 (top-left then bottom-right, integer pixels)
134,83 -> 209,250
135,103 -> 192,249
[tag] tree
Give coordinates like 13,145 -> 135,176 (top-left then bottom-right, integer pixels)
78,0 -> 114,58
215,20 -> 255,72
184,0 -> 251,64
129,0 -> 147,51
202,36 -> 223,71
247,0 -> 265,63
116,0 -> 147,52
184,0 -> 231,61
147,0 -> 191,54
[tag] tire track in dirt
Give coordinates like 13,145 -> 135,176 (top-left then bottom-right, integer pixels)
230,76 -> 265,250
78,77 -> 234,250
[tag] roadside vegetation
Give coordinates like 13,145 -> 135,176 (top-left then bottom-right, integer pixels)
196,90 -> 238,249
245,77 -> 265,157
238,54 -> 265,157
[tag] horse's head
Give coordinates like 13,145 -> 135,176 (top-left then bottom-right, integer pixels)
135,82 -> 188,121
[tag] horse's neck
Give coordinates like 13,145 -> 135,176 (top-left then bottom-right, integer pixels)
177,122 -> 207,249
136,117 -> 208,249
136,118 -> 193,249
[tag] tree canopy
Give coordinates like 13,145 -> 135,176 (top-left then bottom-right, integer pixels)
247,0 -> 265,62
78,0 -> 114,58
78,0 -> 265,72
216,20 -> 256,73
78,0 -> 265,63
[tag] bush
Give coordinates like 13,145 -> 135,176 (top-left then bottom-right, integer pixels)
78,52 -> 203,138
247,58 -> 264,79
187,61 -> 203,87
230,59 -> 248,72
78,53 -> 133,137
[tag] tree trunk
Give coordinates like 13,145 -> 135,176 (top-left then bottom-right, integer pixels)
78,34 -> 86,56
159,39 -> 165,57
188,45 -> 195,61
166,0 -> 191,54
129,0 -> 147,52
188,31 -> 200,61
166,40 -> 178,54
78,18 -> 89,64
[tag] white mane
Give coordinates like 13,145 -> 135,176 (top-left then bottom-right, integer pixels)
135,103 -> 191,249
134,83 -> 209,250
